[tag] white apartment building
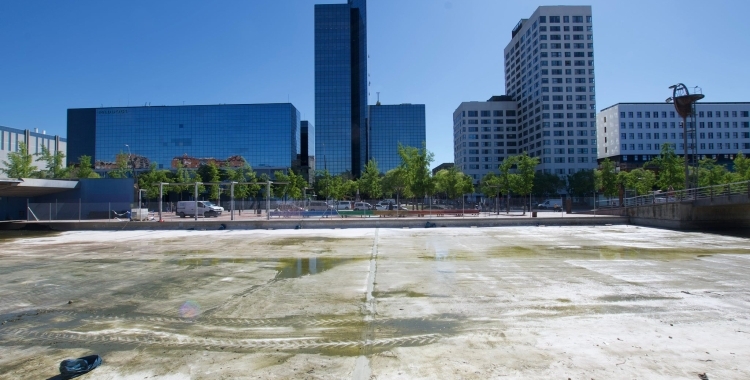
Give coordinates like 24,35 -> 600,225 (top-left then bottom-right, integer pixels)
597,103 -> 750,169
503,6 -> 597,175
0,126 -> 67,177
453,96 -> 518,183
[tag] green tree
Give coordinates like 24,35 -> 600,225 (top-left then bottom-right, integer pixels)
314,170 -> 337,200
435,166 -> 474,201
533,172 -> 563,197
510,153 -> 539,215
342,178 -> 358,199
273,169 -> 307,200
172,161 -> 193,198
197,162 -> 221,201
732,152 -> 750,181
232,163 -> 259,201
71,155 -> 100,179
397,142 -> 434,209
1,142 -> 35,178
382,167 -> 411,204
566,169 -> 595,198
594,158 -> 619,200
358,159 -> 382,200
647,143 -> 685,190
138,163 -> 173,199
697,157 -> 730,188
621,167 -> 656,196
107,153 -> 130,179
34,145 -> 68,179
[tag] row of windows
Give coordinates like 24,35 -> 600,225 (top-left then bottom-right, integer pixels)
539,34 -> 593,41
466,127 -> 515,133
545,139 -> 594,145
538,15 -> 592,24
465,119 -> 517,125
619,121 -> 750,129
542,86 -> 595,92
464,110 -> 517,117
540,42 -> 594,50
621,143 -> 750,151
541,61 -> 595,68
619,110 -> 749,119
539,25 -> 592,32
542,112 -> 596,119
620,132 -> 750,140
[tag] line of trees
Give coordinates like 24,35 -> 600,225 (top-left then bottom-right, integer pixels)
595,144 -> 750,200
0,142 -> 101,179
311,143 -> 475,209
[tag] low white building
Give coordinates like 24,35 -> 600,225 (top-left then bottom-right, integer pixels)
453,96 -> 519,183
0,126 -> 67,177
597,102 -> 750,169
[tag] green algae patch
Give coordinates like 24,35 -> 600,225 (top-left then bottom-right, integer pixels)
266,237 -> 350,247
371,290 -> 430,298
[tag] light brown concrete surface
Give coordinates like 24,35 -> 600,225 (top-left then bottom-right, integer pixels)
1,226 -> 749,379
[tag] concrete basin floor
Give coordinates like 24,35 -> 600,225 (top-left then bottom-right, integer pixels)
0,226 -> 749,379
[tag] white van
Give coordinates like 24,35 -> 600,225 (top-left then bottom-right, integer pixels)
537,199 -> 563,210
353,202 -> 372,210
307,201 -> 334,211
176,201 -> 224,218
336,201 -> 352,210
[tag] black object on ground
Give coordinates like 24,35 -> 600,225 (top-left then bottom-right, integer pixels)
59,355 -> 102,379
698,373 -> 709,380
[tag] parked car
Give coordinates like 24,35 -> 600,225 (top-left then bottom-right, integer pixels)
336,201 -> 352,210
176,201 -> 224,218
353,202 -> 373,210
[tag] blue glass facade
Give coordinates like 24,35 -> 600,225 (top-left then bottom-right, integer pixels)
368,104 -> 426,173
68,104 -> 300,171
314,0 -> 367,177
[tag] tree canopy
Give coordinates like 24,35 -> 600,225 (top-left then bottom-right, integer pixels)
0,142 -> 35,178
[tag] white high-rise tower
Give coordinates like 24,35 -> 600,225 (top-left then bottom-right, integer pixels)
503,6 -> 597,175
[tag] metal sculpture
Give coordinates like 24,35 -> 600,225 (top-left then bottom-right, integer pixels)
667,84 -> 704,191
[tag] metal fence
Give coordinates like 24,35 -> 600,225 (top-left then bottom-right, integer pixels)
622,180 -> 750,208
23,194 -> 606,222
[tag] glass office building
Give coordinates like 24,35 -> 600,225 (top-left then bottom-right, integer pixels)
67,104 -> 300,172
368,104 -> 426,173
314,0 -> 368,177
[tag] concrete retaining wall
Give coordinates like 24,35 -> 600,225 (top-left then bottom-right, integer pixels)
627,194 -> 750,230
2,216 -> 628,231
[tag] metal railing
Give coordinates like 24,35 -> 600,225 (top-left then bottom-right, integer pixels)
623,180 -> 750,207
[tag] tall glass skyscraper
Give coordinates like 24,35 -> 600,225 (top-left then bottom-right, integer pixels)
368,104 -> 426,173
314,0 -> 367,177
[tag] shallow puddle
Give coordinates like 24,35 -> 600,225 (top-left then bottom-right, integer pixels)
274,257 -> 360,279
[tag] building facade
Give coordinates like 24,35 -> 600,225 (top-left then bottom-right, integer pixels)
314,0 -> 368,177
368,104 -> 426,173
300,120 -> 316,182
67,104 -> 301,173
597,102 -> 750,169
0,126 -> 67,176
503,6 -> 597,175
453,96 -> 519,183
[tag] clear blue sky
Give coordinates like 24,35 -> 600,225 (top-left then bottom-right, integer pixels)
1,0 -> 749,168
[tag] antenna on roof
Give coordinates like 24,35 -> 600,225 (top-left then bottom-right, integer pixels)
376,92 -> 381,106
